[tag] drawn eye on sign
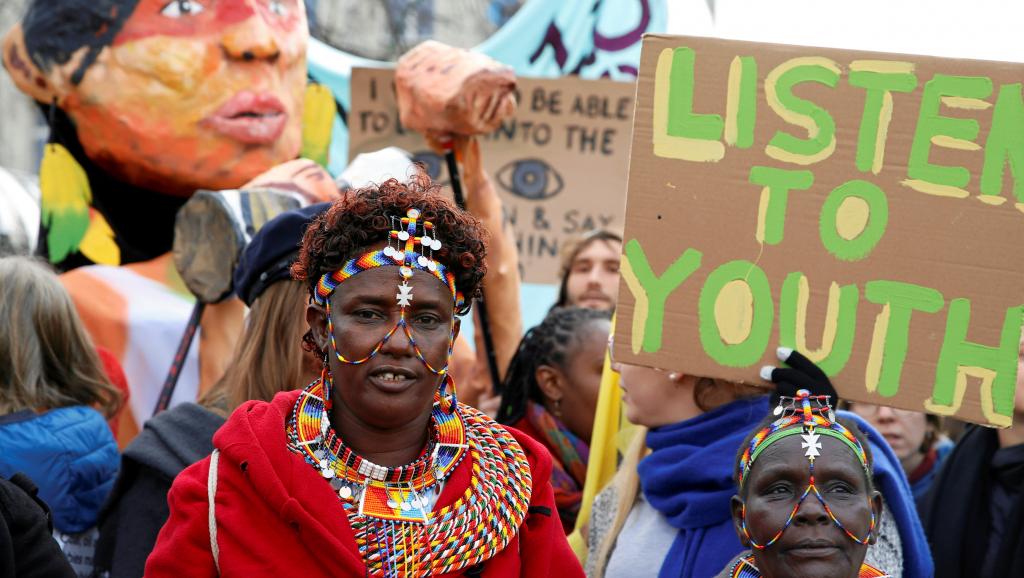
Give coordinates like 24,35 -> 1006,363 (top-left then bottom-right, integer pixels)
496,158 -> 564,200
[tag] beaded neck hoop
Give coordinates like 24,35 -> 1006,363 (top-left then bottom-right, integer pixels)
286,379 -> 532,578
313,208 -> 465,412
737,390 -> 875,550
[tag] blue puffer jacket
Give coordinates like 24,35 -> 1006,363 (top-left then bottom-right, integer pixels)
0,406 -> 119,533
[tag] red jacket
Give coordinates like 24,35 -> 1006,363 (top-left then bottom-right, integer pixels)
145,390 -> 583,577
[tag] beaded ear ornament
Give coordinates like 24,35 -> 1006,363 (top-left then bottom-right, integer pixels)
313,208 -> 466,413
736,390 -> 875,550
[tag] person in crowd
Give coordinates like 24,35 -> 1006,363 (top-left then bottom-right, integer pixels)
0,473 -> 77,578
146,177 -> 584,577
497,307 -> 613,532
554,230 -> 622,311
918,337 -> 1024,577
585,348 -> 932,578
0,256 -> 123,576
846,402 -> 953,501
92,203 -> 327,578
716,390 -> 887,577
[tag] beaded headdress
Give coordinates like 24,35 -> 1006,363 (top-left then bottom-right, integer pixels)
313,208 -> 464,411
736,389 -> 875,549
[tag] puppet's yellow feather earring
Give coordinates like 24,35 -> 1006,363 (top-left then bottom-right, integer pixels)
300,82 -> 337,169
39,100 -> 119,266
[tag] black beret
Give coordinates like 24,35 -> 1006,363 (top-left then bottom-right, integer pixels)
233,202 -> 330,306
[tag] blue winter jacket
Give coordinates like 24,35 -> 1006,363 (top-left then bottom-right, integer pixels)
0,406 -> 119,533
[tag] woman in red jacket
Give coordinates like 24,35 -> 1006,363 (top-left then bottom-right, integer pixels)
146,176 -> 583,578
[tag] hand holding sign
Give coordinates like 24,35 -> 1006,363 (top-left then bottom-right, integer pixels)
763,348 -> 840,408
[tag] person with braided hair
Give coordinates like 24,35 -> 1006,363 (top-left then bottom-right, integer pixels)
146,176 -> 584,578
497,307 -> 612,533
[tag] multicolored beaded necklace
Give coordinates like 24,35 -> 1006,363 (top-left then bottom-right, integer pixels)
727,554 -> 891,578
736,390 -> 876,550
286,378 -> 533,577
286,207 -> 533,576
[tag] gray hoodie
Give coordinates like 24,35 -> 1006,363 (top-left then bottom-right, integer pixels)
93,402 -> 225,578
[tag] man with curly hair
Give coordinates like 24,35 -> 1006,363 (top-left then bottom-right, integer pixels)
146,177 -> 585,577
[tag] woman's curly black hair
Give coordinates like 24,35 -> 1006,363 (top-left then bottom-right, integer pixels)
291,175 -> 488,318
496,306 -> 611,426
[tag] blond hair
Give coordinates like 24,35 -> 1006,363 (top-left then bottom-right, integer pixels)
0,256 -> 122,417
589,378 -> 762,577
198,280 -> 311,416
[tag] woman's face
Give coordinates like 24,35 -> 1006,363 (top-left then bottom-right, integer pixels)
548,319 -> 610,442
309,265 -> 458,432
61,0 -> 308,195
847,403 -> 929,470
614,362 -> 689,428
733,435 -> 881,578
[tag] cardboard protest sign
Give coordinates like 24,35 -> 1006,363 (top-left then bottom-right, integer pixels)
614,34 -> 1024,427
349,67 -> 633,284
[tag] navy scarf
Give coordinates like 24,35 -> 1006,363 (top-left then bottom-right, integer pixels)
638,396 -> 768,578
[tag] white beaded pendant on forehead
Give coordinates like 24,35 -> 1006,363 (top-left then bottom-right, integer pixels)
388,208 -> 443,308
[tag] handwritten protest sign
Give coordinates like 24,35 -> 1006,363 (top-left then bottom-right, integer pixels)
614,35 -> 1024,427
349,67 -> 633,284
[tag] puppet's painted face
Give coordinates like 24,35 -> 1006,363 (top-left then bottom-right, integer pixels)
62,0 -> 307,196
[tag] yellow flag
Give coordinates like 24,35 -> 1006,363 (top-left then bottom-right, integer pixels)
568,316 -> 638,560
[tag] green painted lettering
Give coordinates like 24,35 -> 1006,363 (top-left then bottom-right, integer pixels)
849,69 -> 917,174
667,47 -> 724,142
779,272 -> 859,376
907,75 -> 993,192
767,61 -> 841,160
981,83 -> 1024,202
621,239 -> 702,354
749,166 -> 814,245
929,301 -> 1023,426
864,281 -> 945,397
727,56 -> 758,149
819,180 -> 889,262
698,260 -> 774,367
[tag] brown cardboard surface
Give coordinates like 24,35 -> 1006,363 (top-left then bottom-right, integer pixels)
349,67 -> 634,284
614,34 -> 1024,427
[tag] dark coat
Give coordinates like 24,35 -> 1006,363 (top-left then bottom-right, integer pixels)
93,403 -> 225,578
0,473 -> 76,578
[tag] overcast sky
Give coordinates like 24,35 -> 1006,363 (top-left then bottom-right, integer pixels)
667,0 -> 1024,62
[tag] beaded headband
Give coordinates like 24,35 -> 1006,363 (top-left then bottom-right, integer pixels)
313,208 -> 463,412
313,208 -> 465,310
737,390 -> 869,489
737,390 -> 875,549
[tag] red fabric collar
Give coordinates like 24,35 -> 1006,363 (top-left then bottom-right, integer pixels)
908,447 -> 938,485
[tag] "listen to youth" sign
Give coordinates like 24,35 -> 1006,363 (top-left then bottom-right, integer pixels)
614,35 -> 1024,427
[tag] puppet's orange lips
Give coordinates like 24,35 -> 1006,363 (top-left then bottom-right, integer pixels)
204,91 -> 287,145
